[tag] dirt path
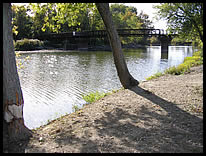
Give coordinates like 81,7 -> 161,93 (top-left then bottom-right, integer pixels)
6,65 -> 203,153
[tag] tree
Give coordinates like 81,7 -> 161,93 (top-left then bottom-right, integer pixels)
95,3 -> 139,89
29,3 -> 95,33
109,4 -> 153,45
11,4 -> 33,40
3,3 -> 32,143
154,3 -> 203,43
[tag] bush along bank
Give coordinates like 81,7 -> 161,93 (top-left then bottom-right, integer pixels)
146,49 -> 203,80
14,38 -> 44,51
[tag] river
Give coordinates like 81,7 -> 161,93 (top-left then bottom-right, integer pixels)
17,46 -> 194,129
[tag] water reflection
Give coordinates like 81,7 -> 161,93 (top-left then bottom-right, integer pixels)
17,46 -> 194,129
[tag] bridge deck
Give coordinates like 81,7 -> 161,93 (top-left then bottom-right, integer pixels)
38,29 -> 176,40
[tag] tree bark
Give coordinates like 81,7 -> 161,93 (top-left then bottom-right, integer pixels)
3,3 -> 32,143
96,3 -> 139,89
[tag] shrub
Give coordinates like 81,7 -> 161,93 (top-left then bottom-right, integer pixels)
14,38 -> 44,51
82,91 -> 107,104
193,50 -> 203,57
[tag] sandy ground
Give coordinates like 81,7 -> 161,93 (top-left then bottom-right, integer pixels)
5,65 -> 203,153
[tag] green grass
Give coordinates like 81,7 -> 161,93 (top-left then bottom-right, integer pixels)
146,49 -> 203,80
72,104 -> 80,112
146,72 -> 164,81
164,63 -> 191,75
82,89 -> 123,104
82,91 -> 108,104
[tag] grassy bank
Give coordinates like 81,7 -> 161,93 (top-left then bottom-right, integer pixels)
146,49 -> 203,80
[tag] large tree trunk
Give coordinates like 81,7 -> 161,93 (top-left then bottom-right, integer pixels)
3,3 -> 32,143
96,3 -> 139,89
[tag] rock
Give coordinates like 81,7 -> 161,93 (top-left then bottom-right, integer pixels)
39,137 -> 43,142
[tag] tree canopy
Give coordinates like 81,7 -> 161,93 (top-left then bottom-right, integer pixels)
11,3 -> 153,45
154,3 -> 203,45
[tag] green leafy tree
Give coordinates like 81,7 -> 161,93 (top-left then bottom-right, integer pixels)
110,4 -> 153,45
110,4 -> 153,29
154,3 -> 203,44
90,6 -> 105,30
29,3 -> 95,33
11,4 -> 33,40
29,3 -> 58,37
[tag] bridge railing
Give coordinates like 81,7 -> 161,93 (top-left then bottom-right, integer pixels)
116,29 -> 162,36
38,29 -> 175,40
79,29 -> 164,37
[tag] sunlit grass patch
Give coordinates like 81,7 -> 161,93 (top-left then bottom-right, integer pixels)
82,91 -> 107,104
164,63 -> 190,75
146,72 -> 164,81
82,88 -> 123,104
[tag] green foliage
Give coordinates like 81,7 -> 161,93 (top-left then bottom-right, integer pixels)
72,104 -> 80,112
154,3 -> 203,45
82,89 -> 122,104
11,4 -> 33,40
148,36 -> 159,45
146,72 -> 164,81
12,3 -> 154,46
110,4 -> 153,45
14,38 -> 44,51
29,3 -> 95,33
164,64 -> 190,75
193,50 -> 203,58
15,52 -> 30,70
82,91 -> 107,104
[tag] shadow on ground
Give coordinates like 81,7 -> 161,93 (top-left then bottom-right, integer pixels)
51,86 -> 203,153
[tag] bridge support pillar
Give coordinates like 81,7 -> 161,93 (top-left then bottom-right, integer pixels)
64,39 -> 68,50
77,38 -> 89,50
159,35 -> 170,53
161,41 -> 169,53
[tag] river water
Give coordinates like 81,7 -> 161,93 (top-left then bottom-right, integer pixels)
17,46 -> 194,129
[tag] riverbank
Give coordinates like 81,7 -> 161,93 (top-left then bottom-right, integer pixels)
5,65 -> 203,153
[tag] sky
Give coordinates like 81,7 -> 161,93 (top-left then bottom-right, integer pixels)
12,3 -> 167,31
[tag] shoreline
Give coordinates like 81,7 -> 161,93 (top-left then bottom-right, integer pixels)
15,49 -> 80,54
15,45 -> 194,54
33,65 -> 203,131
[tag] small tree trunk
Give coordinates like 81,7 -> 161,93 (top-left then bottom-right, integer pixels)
96,3 -> 139,89
3,3 -> 32,143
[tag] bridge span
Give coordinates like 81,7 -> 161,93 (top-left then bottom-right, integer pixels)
38,29 -> 176,53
